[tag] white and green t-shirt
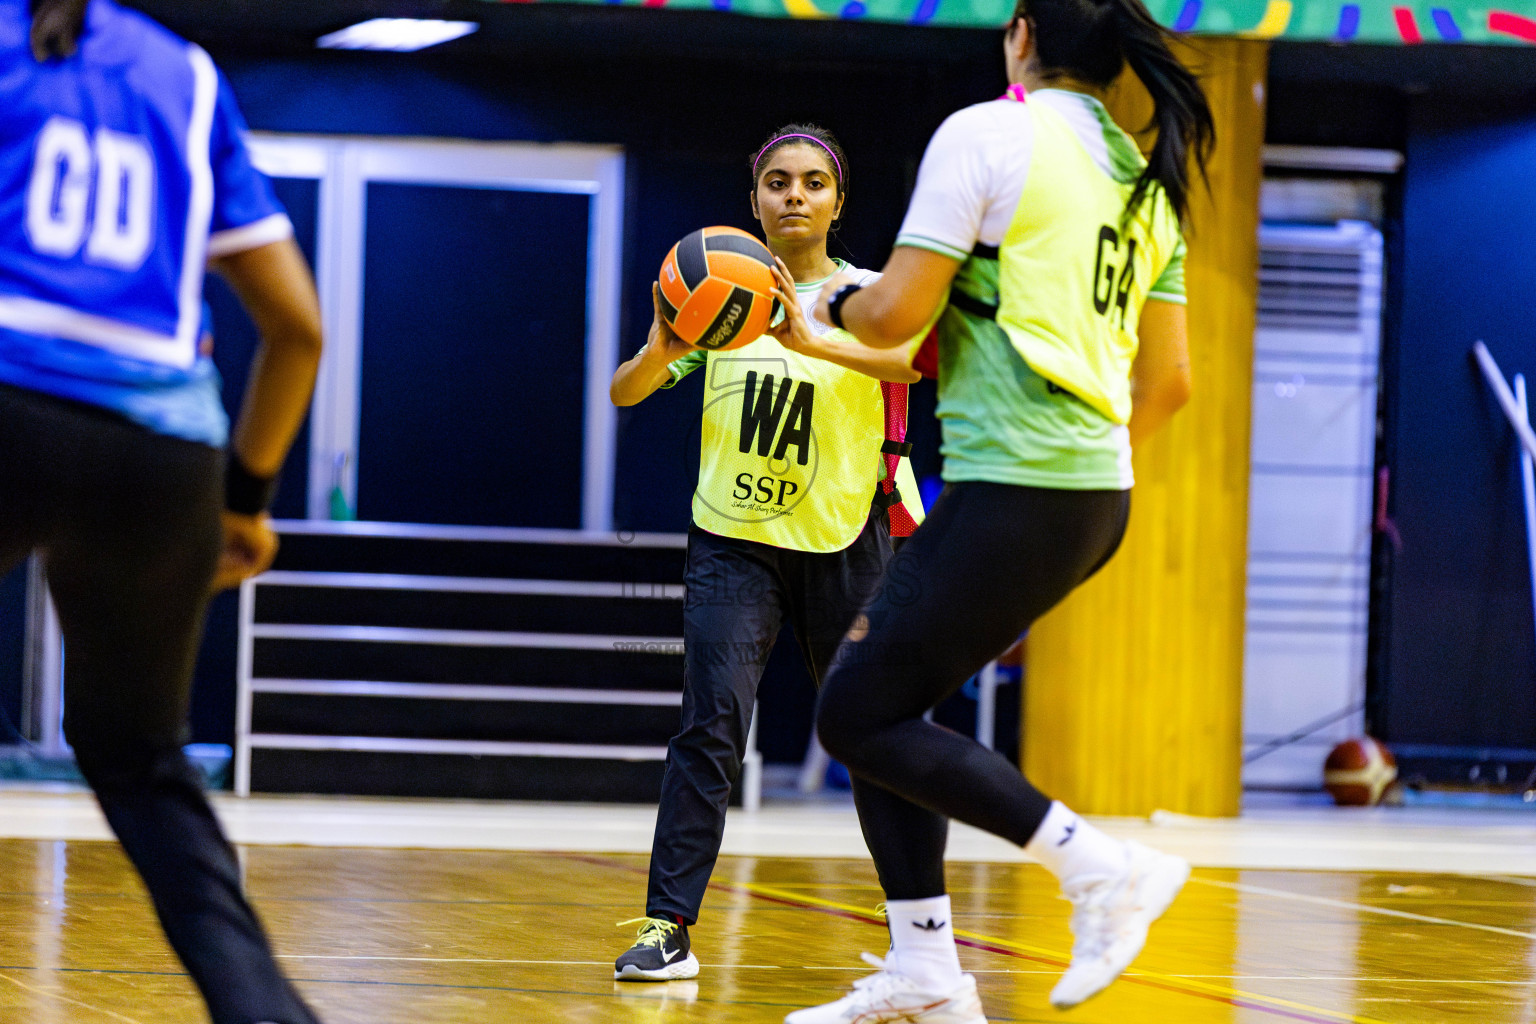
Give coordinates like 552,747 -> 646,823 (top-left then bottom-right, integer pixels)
898,88 -> 1188,490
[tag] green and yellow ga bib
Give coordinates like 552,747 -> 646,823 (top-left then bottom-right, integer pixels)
995,94 -> 1184,425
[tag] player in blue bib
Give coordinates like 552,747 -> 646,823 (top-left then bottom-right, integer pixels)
1,2 -> 324,1021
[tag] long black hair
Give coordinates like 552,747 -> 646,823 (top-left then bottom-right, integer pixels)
30,0 -> 90,60
1010,0 -> 1214,222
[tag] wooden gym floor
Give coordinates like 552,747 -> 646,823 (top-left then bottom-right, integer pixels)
2,837 -> 1535,1024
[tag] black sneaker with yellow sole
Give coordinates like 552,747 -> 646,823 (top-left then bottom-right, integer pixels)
614,916 -> 700,981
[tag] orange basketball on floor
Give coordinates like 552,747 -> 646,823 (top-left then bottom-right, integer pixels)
1324,736 -> 1397,806
657,226 -> 778,351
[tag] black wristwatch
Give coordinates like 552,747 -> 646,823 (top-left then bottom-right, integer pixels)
826,282 -> 864,330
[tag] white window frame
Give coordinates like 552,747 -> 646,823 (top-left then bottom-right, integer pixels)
246,134 -> 626,531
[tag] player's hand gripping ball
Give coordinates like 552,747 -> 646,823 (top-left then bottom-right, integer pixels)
657,226 -> 780,351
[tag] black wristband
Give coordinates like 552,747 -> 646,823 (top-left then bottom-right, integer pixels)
826,282 -> 863,331
225,453 -> 278,516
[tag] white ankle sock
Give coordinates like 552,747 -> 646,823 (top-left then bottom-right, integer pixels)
1023,801 -> 1127,884
883,895 -> 964,991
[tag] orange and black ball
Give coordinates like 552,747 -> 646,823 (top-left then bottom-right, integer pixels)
657,226 -> 779,351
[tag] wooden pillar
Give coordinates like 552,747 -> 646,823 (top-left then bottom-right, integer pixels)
1022,39 -> 1267,818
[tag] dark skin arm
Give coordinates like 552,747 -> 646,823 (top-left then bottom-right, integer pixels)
206,236 -> 323,591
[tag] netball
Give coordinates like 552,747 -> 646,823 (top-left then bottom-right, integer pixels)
657,226 -> 778,351
1323,737 -> 1398,807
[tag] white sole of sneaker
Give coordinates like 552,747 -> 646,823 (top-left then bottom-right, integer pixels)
1049,853 -> 1191,1010
784,1000 -> 989,1024
783,974 -> 991,1024
614,953 -> 700,982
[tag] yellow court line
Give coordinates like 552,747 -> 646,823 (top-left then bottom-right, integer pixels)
1241,0 -> 1293,37
732,880 -> 1394,1024
278,955 -> 790,970
0,971 -> 146,1024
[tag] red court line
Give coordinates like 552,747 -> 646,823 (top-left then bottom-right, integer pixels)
1393,6 -> 1423,41
564,852 -> 1355,1024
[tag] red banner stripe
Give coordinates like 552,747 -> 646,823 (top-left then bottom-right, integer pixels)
1490,10 -> 1536,41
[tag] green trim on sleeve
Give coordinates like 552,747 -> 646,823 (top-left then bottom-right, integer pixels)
895,234 -> 968,263
659,349 -> 707,388
1149,236 -> 1187,304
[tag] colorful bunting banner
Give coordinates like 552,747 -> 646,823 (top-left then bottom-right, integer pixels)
483,0 -> 1536,43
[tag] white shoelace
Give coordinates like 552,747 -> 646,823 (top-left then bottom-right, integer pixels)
846,952 -> 910,999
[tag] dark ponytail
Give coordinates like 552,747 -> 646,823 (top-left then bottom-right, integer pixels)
29,0 -> 90,61
1110,0 -> 1214,222
1010,0 -> 1214,222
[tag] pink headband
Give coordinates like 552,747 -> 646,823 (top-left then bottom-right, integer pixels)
752,134 -> 843,184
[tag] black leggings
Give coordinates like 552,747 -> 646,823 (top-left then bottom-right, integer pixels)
0,384 -> 320,1024
648,514 -> 947,924
817,481 -> 1130,900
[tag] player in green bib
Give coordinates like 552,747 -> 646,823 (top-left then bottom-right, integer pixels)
608,124 -> 927,982
790,0 -> 1214,1020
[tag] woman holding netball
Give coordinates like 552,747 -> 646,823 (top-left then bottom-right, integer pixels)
609,124 -> 930,982
791,0 -> 1212,1019
2,2 -> 323,1021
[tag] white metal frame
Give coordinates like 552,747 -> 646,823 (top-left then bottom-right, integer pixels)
268,518 -> 685,547
245,134 -> 626,531
21,557 -> 64,756
1262,145 -> 1404,175
1518,375 -> 1536,650
1473,343 -> 1536,653
232,522 -> 693,797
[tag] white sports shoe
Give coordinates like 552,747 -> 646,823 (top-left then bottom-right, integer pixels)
786,953 -> 988,1024
1048,840 -> 1190,1009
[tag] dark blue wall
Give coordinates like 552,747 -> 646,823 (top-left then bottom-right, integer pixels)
1381,100 -> 1536,753
178,44 -> 989,749
216,51 -> 984,534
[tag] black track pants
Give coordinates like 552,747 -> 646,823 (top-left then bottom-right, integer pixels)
0,384 -> 321,1024
817,481 -> 1130,900
646,514 -> 949,923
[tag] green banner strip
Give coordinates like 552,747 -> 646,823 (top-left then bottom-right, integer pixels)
481,0 -> 1536,44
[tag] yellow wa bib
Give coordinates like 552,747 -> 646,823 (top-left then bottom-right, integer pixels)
691,331 -> 899,553
996,99 -> 1183,424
